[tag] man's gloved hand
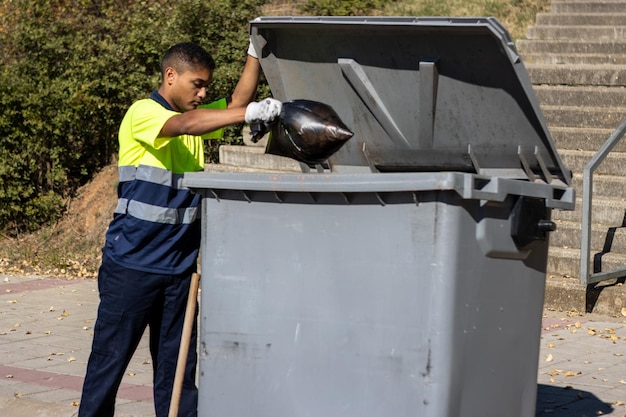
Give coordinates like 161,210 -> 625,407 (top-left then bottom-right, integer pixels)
247,39 -> 258,59
245,98 -> 282,123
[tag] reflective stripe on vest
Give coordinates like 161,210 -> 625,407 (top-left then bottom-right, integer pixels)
114,198 -> 198,224
115,165 -> 199,224
119,165 -> 188,189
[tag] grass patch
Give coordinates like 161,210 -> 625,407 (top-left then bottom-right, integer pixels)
382,0 -> 550,40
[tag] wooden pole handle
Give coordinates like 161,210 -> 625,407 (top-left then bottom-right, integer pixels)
168,272 -> 201,417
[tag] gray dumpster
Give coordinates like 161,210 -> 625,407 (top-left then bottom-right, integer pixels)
183,17 -> 575,417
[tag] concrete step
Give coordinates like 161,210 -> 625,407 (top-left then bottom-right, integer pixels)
218,145 -> 302,172
527,25 -> 626,41
546,246 -> 581,279
523,52 -> 626,65
543,269 -> 626,316
526,63 -> 626,86
569,172 -> 626,199
517,39 -> 626,54
548,246 -> 581,280
535,12 -> 626,26
550,126 -> 618,151
548,243 -> 626,280
547,245 -> 626,282
542,104 -> 626,129
551,1 -> 626,14
552,219 -> 626,252
559,148 -> 626,175
553,194 -> 626,225
534,85 -> 626,108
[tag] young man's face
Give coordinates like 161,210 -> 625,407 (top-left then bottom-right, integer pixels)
167,66 -> 213,112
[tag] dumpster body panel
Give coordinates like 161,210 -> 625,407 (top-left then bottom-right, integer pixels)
185,172 -> 564,417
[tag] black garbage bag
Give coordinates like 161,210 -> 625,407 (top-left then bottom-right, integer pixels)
250,99 -> 354,165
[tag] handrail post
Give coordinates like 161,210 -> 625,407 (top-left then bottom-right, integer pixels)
580,118 -> 626,285
580,167 -> 592,284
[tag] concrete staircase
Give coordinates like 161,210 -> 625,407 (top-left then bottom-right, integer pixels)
516,0 -> 626,312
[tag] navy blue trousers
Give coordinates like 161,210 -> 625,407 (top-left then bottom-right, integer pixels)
79,257 -> 198,417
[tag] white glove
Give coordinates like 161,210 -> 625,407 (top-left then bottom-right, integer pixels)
247,39 -> 258,59
245,98 -> 282,123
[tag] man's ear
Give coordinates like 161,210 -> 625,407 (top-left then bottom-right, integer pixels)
165,67 -> 176,85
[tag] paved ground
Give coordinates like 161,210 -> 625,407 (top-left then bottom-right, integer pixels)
0,274 -> 625,417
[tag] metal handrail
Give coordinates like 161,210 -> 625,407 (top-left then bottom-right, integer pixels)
580,118 -> 626,285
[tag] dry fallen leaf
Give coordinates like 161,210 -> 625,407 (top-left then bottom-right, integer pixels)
564,371 -> 581,377
6,375 -> 13,379
548,343 -> 555,348
621,307 -> 626,317
71,401 -> 80,407
546,354 -> 554,362
14,393 -> 23,398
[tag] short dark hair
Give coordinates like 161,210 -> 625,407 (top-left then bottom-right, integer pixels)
161,42 -> 216,76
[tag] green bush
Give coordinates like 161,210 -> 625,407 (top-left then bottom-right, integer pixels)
299,0 -> 390,15
0,0 -> 265,234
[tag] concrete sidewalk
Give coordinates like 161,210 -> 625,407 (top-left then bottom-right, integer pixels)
0,274 -> 625,417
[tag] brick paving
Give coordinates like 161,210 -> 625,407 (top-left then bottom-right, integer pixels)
0,274 -> 625,416
0,274 -> 154,417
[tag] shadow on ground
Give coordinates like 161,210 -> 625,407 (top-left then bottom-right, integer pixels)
536,384 -> 614,416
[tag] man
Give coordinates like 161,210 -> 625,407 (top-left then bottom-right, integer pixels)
78,41 -> 281,417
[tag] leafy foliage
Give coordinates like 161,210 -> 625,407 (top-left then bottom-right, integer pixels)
381,0 -> 550,39
0,0 -> 264,234
299,0 -> 390,15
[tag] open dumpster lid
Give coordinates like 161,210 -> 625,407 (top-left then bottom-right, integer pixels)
250,16 -> 571,185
